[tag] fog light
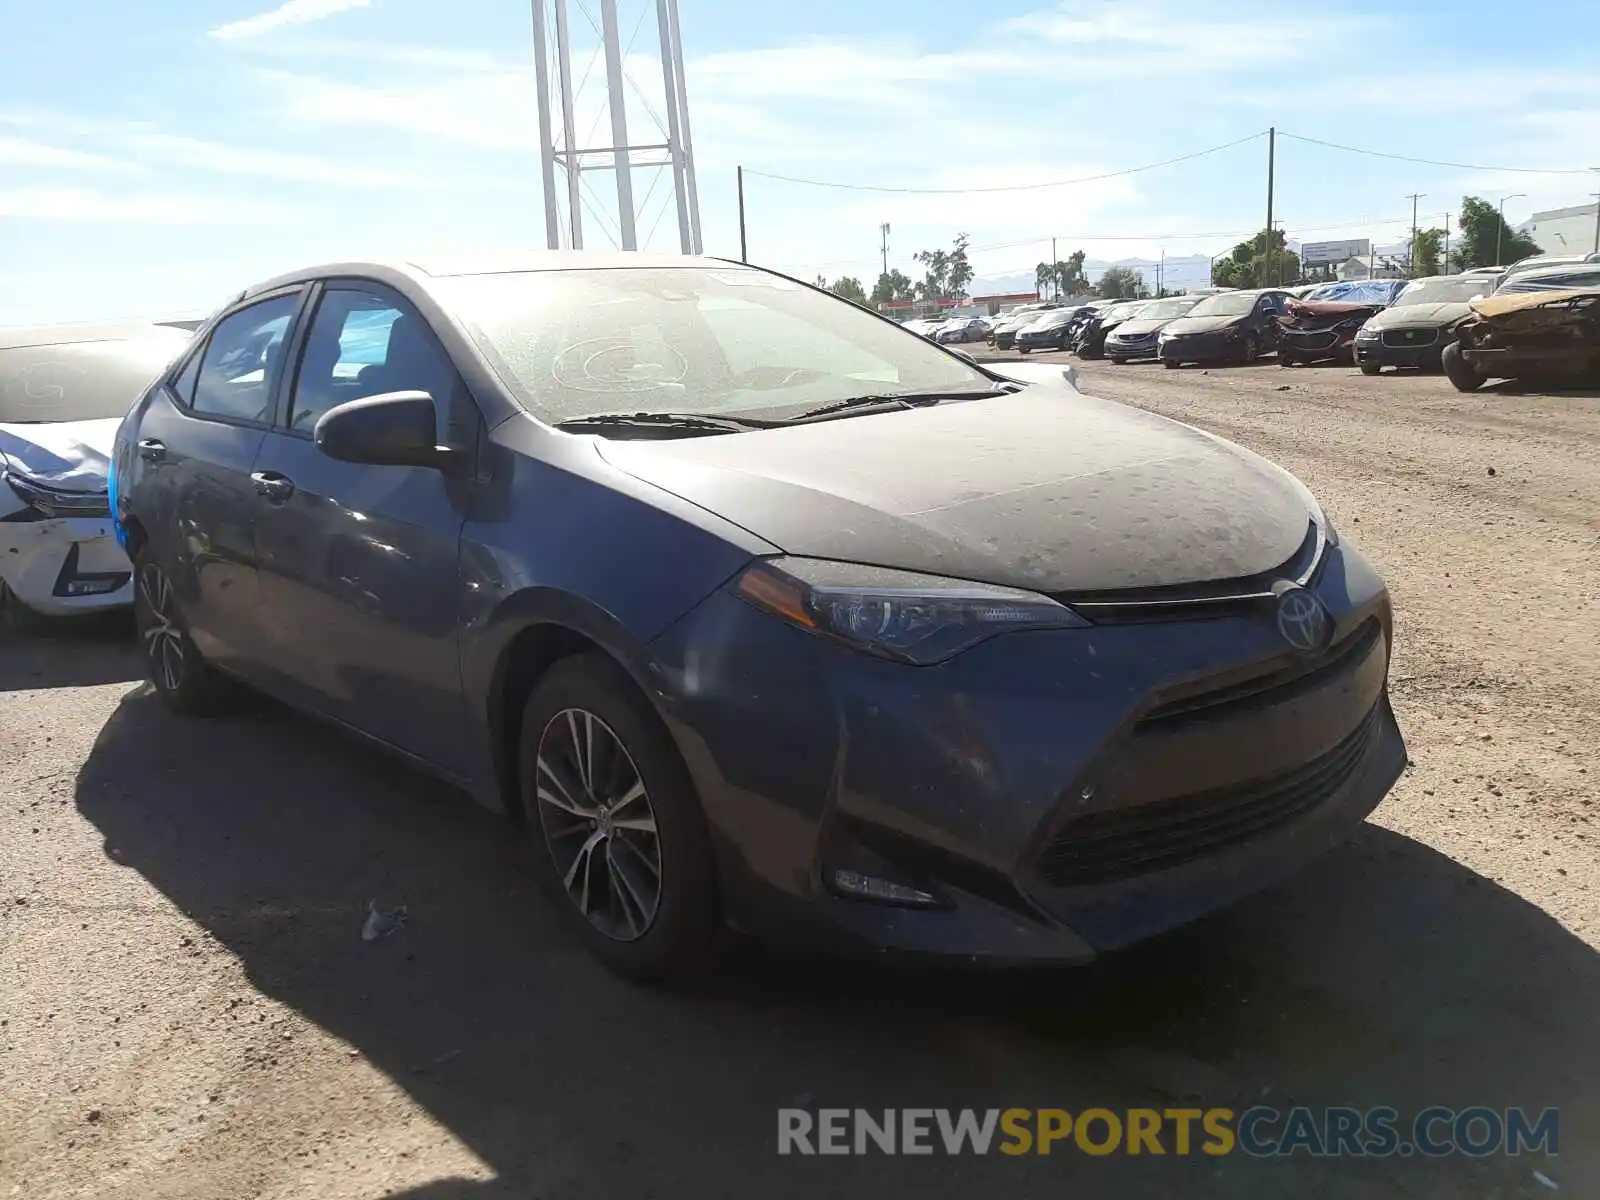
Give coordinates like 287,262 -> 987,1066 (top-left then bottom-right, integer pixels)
830,869 -> 939,908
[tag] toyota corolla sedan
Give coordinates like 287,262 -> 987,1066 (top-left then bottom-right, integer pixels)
2,321 -> 193,625
113,253 -> 1405,979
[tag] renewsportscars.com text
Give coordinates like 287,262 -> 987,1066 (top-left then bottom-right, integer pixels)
777,1106 -> 1559,1158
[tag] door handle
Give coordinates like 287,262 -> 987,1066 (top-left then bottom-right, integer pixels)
137,438 -> 166,462
250,471 -> 296,503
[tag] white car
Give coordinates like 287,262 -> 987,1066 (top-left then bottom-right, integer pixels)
1,322 -> 193,623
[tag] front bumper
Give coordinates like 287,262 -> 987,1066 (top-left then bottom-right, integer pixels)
0,514 -> 133,615
1354,329 -> 1445,369
1159,333 -> 1235,363
1105,336 -> 1160,360
1281,328 -> 1357,361
649,541 -> 1404,965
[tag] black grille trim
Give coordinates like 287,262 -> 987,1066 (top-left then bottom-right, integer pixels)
1138,618 -> 1383,730
1034,706 -> 1379,887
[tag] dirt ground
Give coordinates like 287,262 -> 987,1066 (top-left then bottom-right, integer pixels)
2,358 -> 1596,1198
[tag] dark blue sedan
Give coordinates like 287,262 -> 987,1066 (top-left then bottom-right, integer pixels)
113,253 -> 1406,979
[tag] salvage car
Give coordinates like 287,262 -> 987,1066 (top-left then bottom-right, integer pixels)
991,303 -> 1061,350
1,322 -> 192,625
1489,263 -> 1600,296
1353,275 -> 1494,374
1015,304 -> 1093,353
1157,288 -> 1289,367
1073,300 -> 1146,359
1278,281 -> 1407,367
1441,286 -> 1600,393
934,316 -> 990,345
1103,295 -> 1203,362
114,252 -> 1406,978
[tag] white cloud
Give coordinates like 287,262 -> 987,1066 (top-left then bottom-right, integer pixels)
0,186 -> 285,224
210,0 -> 372,42
0,135 -> 139,172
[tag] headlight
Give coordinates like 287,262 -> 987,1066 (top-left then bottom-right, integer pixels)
735,557 -> 1087,665
3,471 -> 111,519
1355,326 -> 1380,341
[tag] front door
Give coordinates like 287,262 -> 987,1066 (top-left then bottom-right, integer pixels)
133,290 -> 304,679
249,283 -> 479,777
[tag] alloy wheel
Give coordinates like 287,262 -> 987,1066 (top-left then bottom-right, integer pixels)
137,563 -> 186,693
534,708 -> 663,942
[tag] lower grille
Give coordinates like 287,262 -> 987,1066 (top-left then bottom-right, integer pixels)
1286,330 -> 1339,350
1035,706 -> 1378,887
1382,328 -> 1438,348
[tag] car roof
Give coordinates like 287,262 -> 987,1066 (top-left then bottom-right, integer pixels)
0,320 -> 194,352
231,251 -> 757,304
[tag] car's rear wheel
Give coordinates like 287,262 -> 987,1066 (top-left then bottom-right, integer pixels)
1162,359 -> 1179,369
132,549 -> 234,715
519,653 -> 717,981
1441,341 -> 1484,392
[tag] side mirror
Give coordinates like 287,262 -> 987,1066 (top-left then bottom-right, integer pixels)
315,390 -> 454,471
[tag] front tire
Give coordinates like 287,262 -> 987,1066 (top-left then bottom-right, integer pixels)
1359,363 -> 1381,376
132,549 -> 234,715
1237,334 -> 1260,364
1441,341 -> 1484,392
1162,359 -> 1179,369
1108,356 -> 1126,365
519,653 -> 717,981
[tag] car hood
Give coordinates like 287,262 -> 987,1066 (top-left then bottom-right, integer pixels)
1108,317 -> 1176,338
595,385 -> 1315,595
1366,302 -> 1472,329
0,417 -> 119,491
1162,314 -> 1246,336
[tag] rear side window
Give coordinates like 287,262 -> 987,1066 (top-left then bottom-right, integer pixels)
191,293 -> 300,423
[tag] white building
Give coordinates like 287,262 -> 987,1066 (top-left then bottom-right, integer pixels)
1336,255 -> 1405,281
1518,203 -> 1600,257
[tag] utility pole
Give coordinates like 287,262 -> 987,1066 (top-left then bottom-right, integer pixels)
1591,185 -> 1600,255
737,166 -> 747,262
880,223 -> 890,279
1051,236 -> 1058,299
1263,126 -> 1275,287
1405,193 -> 1425,277
1496,193 -> 1526,267
1158,250 -> 1165,297
1444,211 -> 1451,272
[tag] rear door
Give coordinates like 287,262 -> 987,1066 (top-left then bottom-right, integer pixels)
1255,291 -> 1287,348
247,281 -> 479,776
129,290 -> 306,678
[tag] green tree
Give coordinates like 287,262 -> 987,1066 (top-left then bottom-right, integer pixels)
1036,250 -> 1089,299
1410,228 -> 1444,278
946,234 -> 974,299
1214,228 -> 1300,287
871,270 -> 915,305
829,276 -> 868,306
914,234 -> 974,301
1457,196 -> 1541,269
1097,265 -> 1144,299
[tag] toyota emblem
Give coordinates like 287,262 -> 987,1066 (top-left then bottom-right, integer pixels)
1274,584 -> 1332,654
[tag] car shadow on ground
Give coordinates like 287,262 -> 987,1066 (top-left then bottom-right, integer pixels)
0,611 -> 143,691
74,685 -> 1597,1197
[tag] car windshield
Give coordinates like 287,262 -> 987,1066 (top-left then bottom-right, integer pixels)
1494,267 -> 1600,295
0,332 -> 190,424
1137,298 -> 1201,319
437,266 -> 994,424
1185,292 -> 1258,317
1107,303 -> 1146,319
1393,277 -> 1490,305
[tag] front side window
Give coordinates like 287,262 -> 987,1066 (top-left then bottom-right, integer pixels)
191,294 -> 300,423
435,266 -> 992,425
288,287 -> 460,435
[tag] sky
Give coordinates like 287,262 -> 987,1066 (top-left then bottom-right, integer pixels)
3,0 -> 1599,323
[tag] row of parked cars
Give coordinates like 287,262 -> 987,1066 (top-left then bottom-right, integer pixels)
903,252 -> 1600,390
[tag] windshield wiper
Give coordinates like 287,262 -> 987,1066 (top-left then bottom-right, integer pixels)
553,410 -> 786,435
788,387 -> 1014,423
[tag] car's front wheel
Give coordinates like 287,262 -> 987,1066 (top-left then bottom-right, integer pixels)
132,549 -> 234,715
1441,341 -> 1485,392
1359,363 -> 1381,376
519,653 -> 717,981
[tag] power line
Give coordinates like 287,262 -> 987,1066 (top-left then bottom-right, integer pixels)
1278,131 -> 1598,176
744,131 -> 1268,195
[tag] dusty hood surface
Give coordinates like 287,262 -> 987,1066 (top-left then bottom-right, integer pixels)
0,417 -> 119,491
597,386 -> 1314,595
1366,302 -> 1473,329
1161,314 -> 1247,336
1108,317 -> 1179,338
1471,289 -> 1600,319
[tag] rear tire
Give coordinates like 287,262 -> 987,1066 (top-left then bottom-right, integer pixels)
1441,341 -> 1484,393
518,653 -> 718,982
132,548 -> 236,716
1162,359 -> 1179,369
